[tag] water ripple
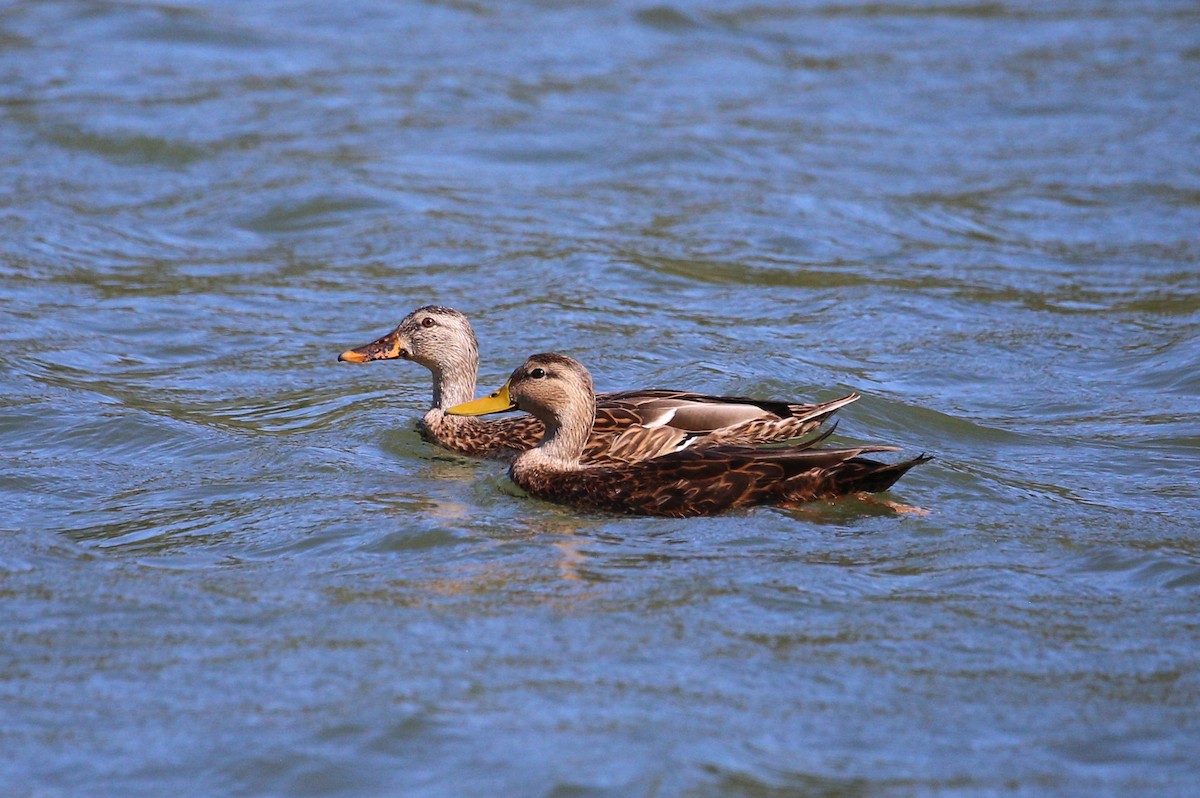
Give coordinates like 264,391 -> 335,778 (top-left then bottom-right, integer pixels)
3,0 -> 1199,794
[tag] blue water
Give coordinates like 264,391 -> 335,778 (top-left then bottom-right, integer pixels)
2,1 -> 1198,795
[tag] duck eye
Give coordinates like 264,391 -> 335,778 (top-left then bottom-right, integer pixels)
421,317 -> 435,328
529,368 -> 546,379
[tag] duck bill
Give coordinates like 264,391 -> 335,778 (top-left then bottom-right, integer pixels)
337,329 -> 406,363
446,382 -> 516,416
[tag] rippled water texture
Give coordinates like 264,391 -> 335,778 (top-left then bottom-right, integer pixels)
2,1 -> 1199,795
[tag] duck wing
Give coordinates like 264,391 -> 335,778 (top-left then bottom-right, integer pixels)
600,389 -> 850,426
586,393 -> 859,463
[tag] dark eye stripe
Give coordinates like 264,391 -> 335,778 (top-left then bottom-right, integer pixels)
530,368 -> 546,379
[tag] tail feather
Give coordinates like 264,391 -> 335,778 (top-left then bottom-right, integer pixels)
833,453 -> 933,494
782,452 -> 932,502
787,393 -> 860,423
791,420 -> 839,450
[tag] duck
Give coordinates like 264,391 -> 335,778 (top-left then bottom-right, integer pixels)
338,305 -> 857,464
446,353 -> 932,517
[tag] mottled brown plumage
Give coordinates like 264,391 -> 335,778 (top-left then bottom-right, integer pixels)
448,354 -> 932,517
338,305 -> 855,463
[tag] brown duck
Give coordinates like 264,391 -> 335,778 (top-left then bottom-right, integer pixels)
338,305 -> 857,464
447,353 -> 932,517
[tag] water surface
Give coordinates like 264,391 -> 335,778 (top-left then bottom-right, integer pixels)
2,1 -> 1198,795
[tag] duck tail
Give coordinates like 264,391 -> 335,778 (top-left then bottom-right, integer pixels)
831,453 -> 933,495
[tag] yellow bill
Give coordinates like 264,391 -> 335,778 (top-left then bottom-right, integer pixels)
446,381 -> 515,416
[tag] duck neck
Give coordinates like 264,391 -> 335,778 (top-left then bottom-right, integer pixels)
527,396 -> 594,469
430,367 -> 476,410
428,339 -> 480,410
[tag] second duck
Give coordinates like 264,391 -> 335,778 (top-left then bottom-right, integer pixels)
338,305 -> 856,464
